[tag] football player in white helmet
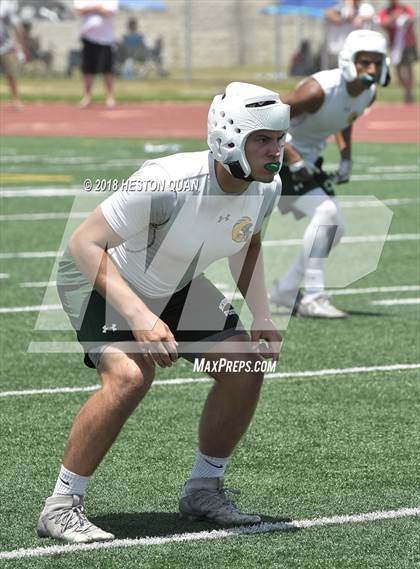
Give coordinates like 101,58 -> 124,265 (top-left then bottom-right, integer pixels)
271,30 -> 390,319
37,82 -> 291,542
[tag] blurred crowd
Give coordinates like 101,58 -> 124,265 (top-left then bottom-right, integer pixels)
0,0 -> 418,108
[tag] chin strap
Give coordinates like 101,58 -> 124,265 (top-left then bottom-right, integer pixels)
227,161 -> 254,181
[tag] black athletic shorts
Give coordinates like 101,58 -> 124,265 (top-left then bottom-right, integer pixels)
400,46 -> 418,65
81,38 -> 113,74
278,157 -> 335,218
57,271 -> 246,369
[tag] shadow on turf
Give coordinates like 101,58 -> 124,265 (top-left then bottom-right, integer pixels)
91,512 -> 298,538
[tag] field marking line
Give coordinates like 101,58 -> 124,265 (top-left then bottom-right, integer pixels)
1,188 -> 84,198
328,285 -> 420,296
263,234 -> 420,247
0,273 -> 10,279
0,506 -> 419,560
19,281 -> 57,288
0,199 -> 419,220
351,173 -> 419,181
1,233 -> 419,261
371,298 -> 420,306
1,363 -> 419,398
12,283 -> 420,295
0,304 -> 61,314
0,212 -> 88,221
0,251 -> 60,259
1,283 -> 419,313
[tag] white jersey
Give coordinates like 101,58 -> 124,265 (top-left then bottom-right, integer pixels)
101,151 -> 281,298
286,68 -> 375,166
74,0 -> 118,45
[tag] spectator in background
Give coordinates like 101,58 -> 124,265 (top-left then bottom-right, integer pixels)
377,0 -> 417,103
289,40 -> 319,76
119,17 -> 147,79
324,0 -> 375,68
22,22 -> 53,71
73,0 -> 118,109
0,0 -> 27,110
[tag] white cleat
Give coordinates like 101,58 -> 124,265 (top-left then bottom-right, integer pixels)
297,293 -> 349,319
37,495 -> 115,543
179,477 -> 261,525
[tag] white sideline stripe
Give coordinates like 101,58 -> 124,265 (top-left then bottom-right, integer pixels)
351,173 -> 419,181
371,298 -> 420,306
0,199 -> 418,221
1,363 -> 419,398
13,283 -> 420,295
1,506 -> 419,560
0,251 -> 62,259
0,212 -> 88,221
1,188 -> 83,198
340,197 -> 419,208
1,233 -> 419,261
2,285 -> 419,309
0,273 -> 10,279
0,304 -> 61,314
264,234 -> 420,247
20,281 -> 57,288
328,285 -> 420,296
367,165 -> 419,173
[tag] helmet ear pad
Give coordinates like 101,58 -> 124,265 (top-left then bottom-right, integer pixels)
339,48 -> 357,82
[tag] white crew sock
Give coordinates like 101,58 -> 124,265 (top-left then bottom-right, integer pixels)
304,268 -> 325,297
189,448 -> 230,479
53,465 -> 90,497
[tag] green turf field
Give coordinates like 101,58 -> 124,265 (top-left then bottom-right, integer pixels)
0,137 -> 419,567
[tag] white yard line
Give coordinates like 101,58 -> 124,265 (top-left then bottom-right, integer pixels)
0,233 -> 418,261
0,251 -> 62,259
19,281 -> 57,288
263,234 -> 420,247
351,173 -> 419,181
328,285 -> 420,296
0,304 -> 61,314
0,198 -> 418,221
371,298 -> 420,306
0,273 -> 10,279
1,188 -> 83,198
0,506 -> 418,560
1,363 -> 419,398
0,212 -> 88,221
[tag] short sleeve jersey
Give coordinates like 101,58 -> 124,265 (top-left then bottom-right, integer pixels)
101,150 -> 281,298
286,68 -> 375,165
74,0 -> 118,45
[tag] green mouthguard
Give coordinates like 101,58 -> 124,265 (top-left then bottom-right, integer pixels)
264,162 -> 280,172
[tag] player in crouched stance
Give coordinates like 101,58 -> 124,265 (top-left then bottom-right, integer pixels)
37,82 -> 290,542
271,30 -> 391,318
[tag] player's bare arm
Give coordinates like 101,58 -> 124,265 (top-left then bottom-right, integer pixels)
282,77 -> 325,118
228,232 -> 282,360
68,207 -> 177,366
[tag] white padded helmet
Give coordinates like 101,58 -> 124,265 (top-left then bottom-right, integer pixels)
208,82 -> 290,179
338,30 -> 390,86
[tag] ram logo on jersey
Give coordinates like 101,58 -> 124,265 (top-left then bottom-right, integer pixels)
232,216 -> 254,243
